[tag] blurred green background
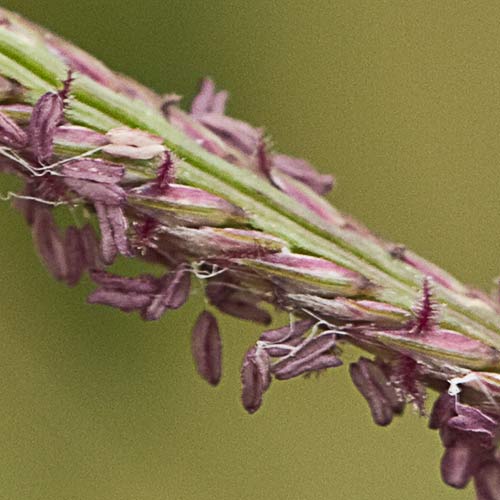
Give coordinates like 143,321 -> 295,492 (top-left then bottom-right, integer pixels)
0,1 -> 498,499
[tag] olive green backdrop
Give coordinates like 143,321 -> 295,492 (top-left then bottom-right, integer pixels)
0,1 -> 498,499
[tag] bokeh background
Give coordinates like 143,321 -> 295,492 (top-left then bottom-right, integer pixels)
0,1 -> 499,499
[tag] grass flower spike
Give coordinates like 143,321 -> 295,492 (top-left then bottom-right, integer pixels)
0,8 -> 499,498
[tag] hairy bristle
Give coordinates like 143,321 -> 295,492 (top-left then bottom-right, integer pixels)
410,277 -> 439,335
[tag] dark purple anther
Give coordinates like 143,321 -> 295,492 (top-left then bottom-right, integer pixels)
87,289 -> 152,312
29,91 -> 64,164
265,337 -> 303,357
253,347 -> 272,392
89,270 -> 159,294
259,318 -> 315,343
274,353 -> 342,380
349,357 -> 404,426
206,281 -> 271,324
0,110 -> 28,148
213,292 -> 271,325
191,310 -> 222,386
92,202 -> 130,264
143,266 -> 191,321
87,270 -> 160,313
272,333 -> 340,380
240,346 -> 271,414
275,333 -> 336,365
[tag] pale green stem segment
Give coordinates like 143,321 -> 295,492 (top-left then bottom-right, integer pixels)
0,16 -> 499,359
